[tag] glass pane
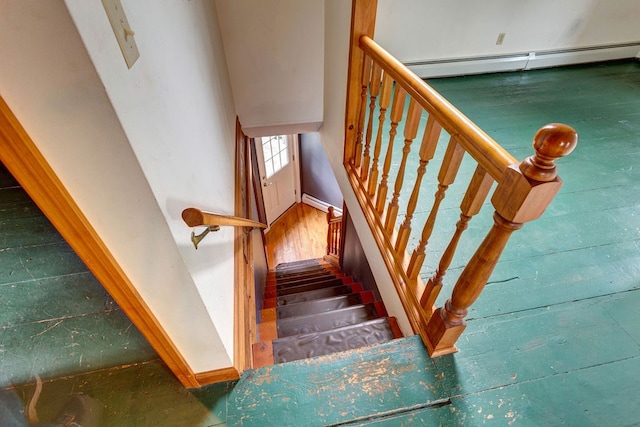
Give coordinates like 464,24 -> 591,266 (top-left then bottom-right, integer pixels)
278,135 -> 288,152
272,154 -> 281,173
265,159 -> 274,178
262,135 -> 289,178
262,137 -> 273,160
280,148 -> 289,169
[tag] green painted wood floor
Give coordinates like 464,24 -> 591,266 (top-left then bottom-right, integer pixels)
1,60 -> 639,426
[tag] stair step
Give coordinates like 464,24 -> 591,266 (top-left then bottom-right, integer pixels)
275,266 -> 329,280
276,294 -> 363,319
272,318 -> 397,364
276,278 -> 344,296
277,303 -> 379,337
276,285 -> 353,306
275,271 -> 338,287
275,259 -> 322,271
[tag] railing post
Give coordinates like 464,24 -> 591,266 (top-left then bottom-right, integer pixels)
424,123 -> 578,356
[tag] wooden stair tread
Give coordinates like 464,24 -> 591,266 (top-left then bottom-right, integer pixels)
276,285 -> 353,306
276,293 -> 364,319
276,303 -> 379,337
272,318 -> 397,364
275,278 -> 344,296
275,259 -> 323,271
273,272 -> 338,288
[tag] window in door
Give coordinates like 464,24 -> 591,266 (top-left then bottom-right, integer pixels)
261,135 -> 289,179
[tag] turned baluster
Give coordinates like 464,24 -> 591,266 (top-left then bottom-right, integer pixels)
406,137 -> 465,279
419,165 -> 494,314
368,73 -> 393,196
326,206 -> 336,255
375,85 -> 407,214
352,57 -> 372,168
424,123 -> 578,356
361,63 -> 383,182
384,99 -> 423,234
395,115 -> 443,255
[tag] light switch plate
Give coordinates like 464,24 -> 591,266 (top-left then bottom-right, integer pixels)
101,0 -> 139,68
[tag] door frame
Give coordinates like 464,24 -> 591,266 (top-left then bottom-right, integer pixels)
254,133 -> 301,229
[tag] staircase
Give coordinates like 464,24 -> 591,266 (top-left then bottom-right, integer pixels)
253,259 -> 402,367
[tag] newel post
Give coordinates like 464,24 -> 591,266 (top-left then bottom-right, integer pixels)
424,123 -> 578,356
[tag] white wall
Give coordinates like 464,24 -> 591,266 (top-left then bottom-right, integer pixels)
375,0 -> 640,77
215,0 -> 324,138
0,0 -> 237,373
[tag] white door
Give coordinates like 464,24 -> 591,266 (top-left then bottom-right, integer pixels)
255,134 -> 299,226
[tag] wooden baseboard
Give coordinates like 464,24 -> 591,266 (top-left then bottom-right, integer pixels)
194,367 -> 241,386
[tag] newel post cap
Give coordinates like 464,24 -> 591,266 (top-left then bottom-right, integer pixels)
519,123 -> 578,182
492,123 -> 577,223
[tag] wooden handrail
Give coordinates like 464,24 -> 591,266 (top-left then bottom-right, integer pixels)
358,35 -> 517,181
343,0 -> 577,357
182,208 -> 267,229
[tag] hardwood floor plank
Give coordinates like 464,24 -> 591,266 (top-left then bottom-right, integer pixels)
264,203 -> 328,269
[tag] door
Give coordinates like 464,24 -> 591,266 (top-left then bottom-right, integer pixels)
254,134 -> 299,226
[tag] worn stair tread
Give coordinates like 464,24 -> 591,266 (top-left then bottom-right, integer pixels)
277,303 -> 379,337
275,262 -> 325,272
275,272 -> 338,287
272,318 -> 396,364
276,285 -> 353,306
276,278 -> 344,296
275,267 -> 329,280
276,293 -> 364,319
275,259 -> 322,271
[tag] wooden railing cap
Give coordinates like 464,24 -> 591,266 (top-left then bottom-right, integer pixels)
520,123 -> 578,182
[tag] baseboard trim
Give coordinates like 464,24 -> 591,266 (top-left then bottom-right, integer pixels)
302,193 -> 343,215
406,42 -> 640,78
194,367 -> 241,386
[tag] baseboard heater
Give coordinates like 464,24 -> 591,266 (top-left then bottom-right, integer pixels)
302,193 -> 343,216
406,42 -> 640,79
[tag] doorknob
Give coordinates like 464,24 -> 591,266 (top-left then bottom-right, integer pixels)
263,182 -> 273,187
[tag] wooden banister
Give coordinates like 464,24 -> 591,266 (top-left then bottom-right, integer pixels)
343,0 -> 577,357
425,125 -> 577,354
358,35 -> 517,181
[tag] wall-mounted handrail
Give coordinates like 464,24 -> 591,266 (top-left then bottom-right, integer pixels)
182,208 -> 266,249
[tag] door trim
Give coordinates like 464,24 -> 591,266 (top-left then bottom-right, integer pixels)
0,96 -> 200,388
254,134 -> 301,229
